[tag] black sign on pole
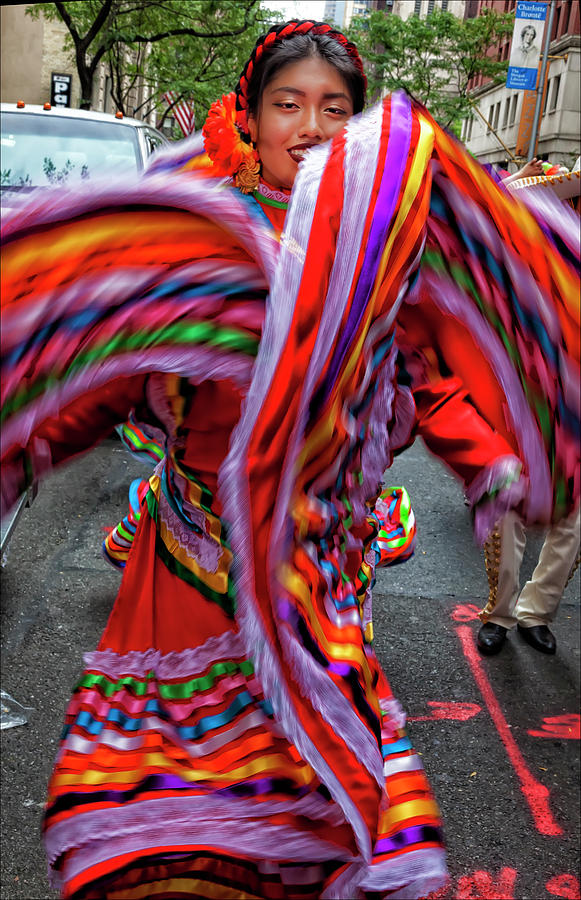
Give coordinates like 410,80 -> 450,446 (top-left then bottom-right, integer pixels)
51,73 -> 72,108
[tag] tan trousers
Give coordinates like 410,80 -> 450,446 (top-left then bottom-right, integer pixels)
484,506 -> 580,629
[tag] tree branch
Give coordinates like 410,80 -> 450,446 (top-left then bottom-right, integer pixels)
82,0 -> 114,50
149,0 -> 258,26
53,1 -> 80,44
126,24 -> 256,43
87,39 -> 114,78
113,3 -> 153,16
158,91 -> 185,128
141,95 -> 161,120
108,45 -> 126,114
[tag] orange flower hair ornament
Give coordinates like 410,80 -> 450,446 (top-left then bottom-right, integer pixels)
202,21 -> 365,193
202,92 -> 260,193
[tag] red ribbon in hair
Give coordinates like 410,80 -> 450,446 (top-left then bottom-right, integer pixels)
234,19 -> 366,133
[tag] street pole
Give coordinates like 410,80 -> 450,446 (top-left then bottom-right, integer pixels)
528,0 -> 556,162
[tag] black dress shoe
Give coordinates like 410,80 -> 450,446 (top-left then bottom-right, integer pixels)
517,624 -> 556,655
477,623 -> 508,655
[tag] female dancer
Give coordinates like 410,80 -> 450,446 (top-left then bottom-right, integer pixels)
2,19 -> 578,900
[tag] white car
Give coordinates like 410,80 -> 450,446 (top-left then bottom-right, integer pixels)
0,102 -> 168,203
0,103 -> 168,557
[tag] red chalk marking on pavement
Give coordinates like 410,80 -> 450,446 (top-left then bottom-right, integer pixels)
546,873 -> 581,898
455,623 -> 563,836
451,603 -> 481,622
528,714 -> 580,740
421,883 -> 450,899
455,867 -> 518,899
421,871 -> 580,899
409,701 -> 482,722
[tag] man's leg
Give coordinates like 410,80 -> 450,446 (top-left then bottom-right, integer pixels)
515,506 -> 580,653
477,511 -> 526,654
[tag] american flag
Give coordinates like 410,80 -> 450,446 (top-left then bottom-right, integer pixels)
163,91 -> 195,136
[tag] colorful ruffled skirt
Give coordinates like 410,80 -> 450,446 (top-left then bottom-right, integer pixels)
45,478 -> 445,899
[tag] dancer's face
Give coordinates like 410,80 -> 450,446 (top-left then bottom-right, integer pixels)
247,56 -> 354,190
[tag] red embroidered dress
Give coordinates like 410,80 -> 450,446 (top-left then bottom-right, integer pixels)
2,96 -> 578,899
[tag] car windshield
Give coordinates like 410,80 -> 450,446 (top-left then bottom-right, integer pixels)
0,111 -> 141,189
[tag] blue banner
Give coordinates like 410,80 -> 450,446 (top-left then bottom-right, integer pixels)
506,1 -> 547,91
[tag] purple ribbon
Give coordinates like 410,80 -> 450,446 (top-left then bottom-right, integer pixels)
316,92 -> 413,411
374,823 -> 442,854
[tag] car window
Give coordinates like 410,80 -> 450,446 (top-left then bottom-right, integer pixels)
0,112 -> 141,189
143,128 -> 166,156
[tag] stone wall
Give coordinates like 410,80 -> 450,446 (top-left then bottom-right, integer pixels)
39,14 -> 80,107
464,35 -> 580,169
1,5 -> 80,107
1,5 -> 158,121
1,4 -> 44,104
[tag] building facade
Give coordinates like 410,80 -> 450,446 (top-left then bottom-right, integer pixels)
324,0 -> 467,22
323,0 -> 374,29
1,3 -> 82,108
388,0 -> 466,19
1,4 -> 157,125
462,0 -> 580,169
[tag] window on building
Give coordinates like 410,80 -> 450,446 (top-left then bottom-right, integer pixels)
427,0 -> 435,13
551,4 -> 561,42
502,97 -> 510,129
104,75 -> 113,114
493,102 -> 500,130
550,74 -> 561,111
414,0 -> 422,15
563,0 -> 575,35
487,105 -> 494,132
542,81 -> 549,116
441,0 -> 449,9
509,93 -> 519,126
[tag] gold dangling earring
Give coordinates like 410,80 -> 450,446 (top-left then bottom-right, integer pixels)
235,141 -> 260,194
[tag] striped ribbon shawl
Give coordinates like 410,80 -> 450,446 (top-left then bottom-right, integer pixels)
1,92 -> 579,860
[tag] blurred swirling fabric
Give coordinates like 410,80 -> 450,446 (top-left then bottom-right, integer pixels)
1,92 -> 579,899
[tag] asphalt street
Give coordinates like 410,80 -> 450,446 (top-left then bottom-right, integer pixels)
1,438 -> 579,900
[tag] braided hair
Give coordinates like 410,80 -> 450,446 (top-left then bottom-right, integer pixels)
235,19 -> 367,134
